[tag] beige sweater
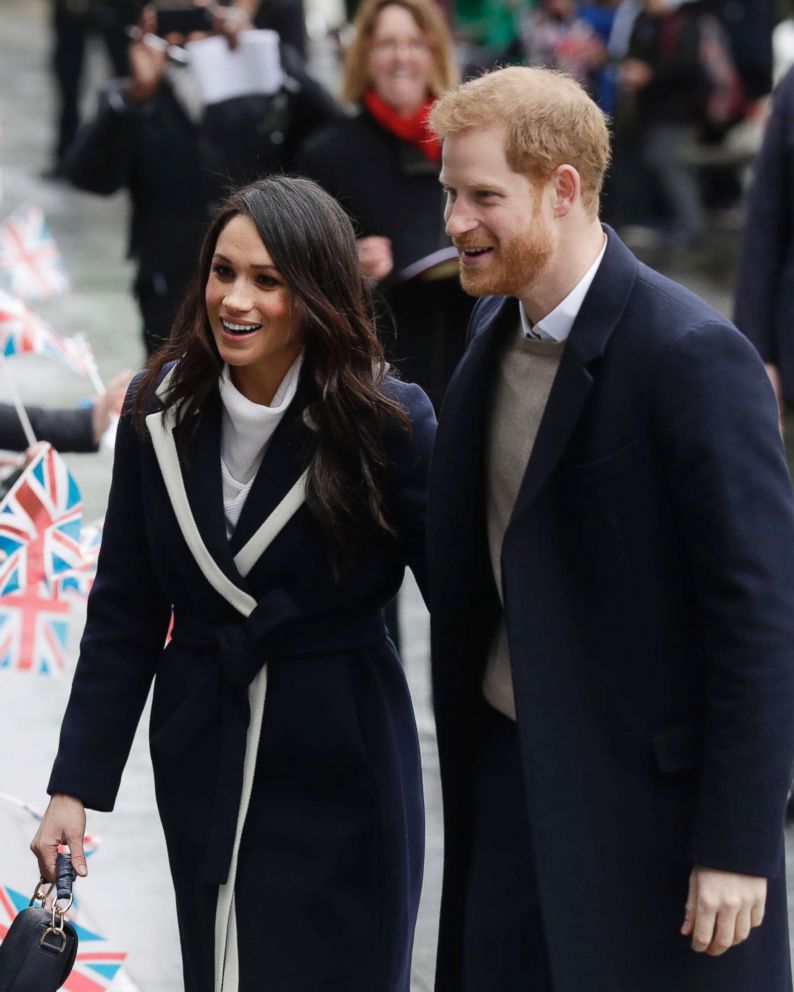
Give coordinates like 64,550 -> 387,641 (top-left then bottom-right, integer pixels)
483,330 -> 565,720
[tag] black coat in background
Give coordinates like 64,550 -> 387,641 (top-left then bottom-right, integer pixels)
708,0 -> 773,100
296,110 -> 474,410
0,403 -> 96,453
734,67 -> 794,403
428,230 -> 794,991
64,48 -> 339,354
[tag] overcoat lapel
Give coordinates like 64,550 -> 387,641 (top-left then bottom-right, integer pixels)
508,229 -> 640,528
432,295 -> 518,525
176,388 -> 251,593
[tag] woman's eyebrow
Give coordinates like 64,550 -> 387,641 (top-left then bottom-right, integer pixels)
212,252 -> 278,271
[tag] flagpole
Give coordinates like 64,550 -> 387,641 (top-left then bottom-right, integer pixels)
0,354 -> 37,447
88,367 -> 106,396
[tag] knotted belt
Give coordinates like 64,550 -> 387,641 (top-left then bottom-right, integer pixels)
151,588 -> 386,884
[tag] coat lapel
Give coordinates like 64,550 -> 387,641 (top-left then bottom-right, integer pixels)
429,295 -> 518,552
146,377 -> 256,615
177,388 -> 247,590
508,228 -> 639,528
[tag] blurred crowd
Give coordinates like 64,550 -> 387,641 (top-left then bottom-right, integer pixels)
43,0 -> 789,413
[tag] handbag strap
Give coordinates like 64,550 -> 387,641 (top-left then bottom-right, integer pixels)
55,852 -> 75,904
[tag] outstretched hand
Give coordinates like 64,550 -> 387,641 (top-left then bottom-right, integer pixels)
30,794 -> 88,883
682,866 -> 766,955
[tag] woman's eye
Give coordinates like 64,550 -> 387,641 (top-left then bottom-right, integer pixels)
212,264 -> 233,278
257,275 -> 279,288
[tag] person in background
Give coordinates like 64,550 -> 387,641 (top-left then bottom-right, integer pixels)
49,0 -> 143,176
520,0 -> 607,93
297,0 -> 471,412
0,371 -> 132,453
577,0 -> 622,113
620,0 -> 709,248
734,65 -> 794,435
297,0 -> 469,652
63,0 -> 339,356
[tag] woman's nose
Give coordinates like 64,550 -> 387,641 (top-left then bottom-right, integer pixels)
222,282 -> 253,312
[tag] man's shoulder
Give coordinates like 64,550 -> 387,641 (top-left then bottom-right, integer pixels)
629,262 -> 739,345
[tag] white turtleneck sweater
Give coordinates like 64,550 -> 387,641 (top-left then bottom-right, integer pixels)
218,353 -> 304,537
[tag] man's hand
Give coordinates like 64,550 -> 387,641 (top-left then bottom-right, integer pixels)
682,866 -> 766,955
30,794 -> 88,883
358,236 -> 394,281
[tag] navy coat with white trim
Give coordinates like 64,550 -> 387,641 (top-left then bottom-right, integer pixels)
48,369 -> 436,992
428,230 -> 794,992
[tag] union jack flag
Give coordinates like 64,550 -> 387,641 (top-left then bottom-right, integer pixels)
57,518 -> 104,601
0,288 -> 100,381
0,885 -> 127,990
0,578 -> 71,674
0,444 -> 83,597
0,204 -> 70,300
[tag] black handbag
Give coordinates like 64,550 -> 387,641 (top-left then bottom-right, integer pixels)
0,855 -> 78,992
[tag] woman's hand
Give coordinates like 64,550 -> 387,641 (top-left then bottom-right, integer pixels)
31,795 -> 88,882
358,236 -> 394,281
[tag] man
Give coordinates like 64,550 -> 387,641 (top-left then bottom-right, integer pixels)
427,65 -> 794,992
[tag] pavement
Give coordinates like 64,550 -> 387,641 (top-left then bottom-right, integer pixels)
0,2 -> 790,989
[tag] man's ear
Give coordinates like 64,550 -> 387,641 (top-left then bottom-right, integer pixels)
551,165 -> 581,217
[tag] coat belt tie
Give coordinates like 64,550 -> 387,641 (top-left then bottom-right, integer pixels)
150,589 -> 386,884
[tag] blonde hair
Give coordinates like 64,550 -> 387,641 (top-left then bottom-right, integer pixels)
429,66 -> 611,216
341,0 -> 459,106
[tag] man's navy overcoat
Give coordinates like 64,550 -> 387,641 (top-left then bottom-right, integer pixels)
48,372 -> 436,992
429,231 -> 794,991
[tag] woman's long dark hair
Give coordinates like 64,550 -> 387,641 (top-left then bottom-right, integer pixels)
133,175 -> 409,564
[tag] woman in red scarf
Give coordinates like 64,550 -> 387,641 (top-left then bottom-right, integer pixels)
297,0 -> 469,414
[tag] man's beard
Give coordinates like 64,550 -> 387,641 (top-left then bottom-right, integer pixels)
457,221 -> 554,299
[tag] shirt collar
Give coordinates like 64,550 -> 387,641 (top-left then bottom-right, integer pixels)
520,234 -> 607,343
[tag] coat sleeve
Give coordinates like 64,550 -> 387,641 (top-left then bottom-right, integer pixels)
0,404 -> 96,453
653,319 -> 794,878
280,43 -> 343,153
386,380 -> 437,607
63,80 -> 150,195
733,68 -> 794,365
48,398 -> 172,810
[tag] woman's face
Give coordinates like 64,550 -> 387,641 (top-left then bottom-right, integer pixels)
205,213 -> 302,405
367,4 -> 434,117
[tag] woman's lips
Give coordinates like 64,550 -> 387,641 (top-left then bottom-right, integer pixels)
220,317 -> 262,337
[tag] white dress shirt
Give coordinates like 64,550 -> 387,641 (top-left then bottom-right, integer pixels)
218,352 -> 304,536
519,234 -> 608,343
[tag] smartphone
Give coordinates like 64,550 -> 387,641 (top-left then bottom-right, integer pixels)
155,5 -> 213,37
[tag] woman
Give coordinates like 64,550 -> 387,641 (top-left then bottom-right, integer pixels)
297,0 -> 473,412
31,176 -> 436,992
